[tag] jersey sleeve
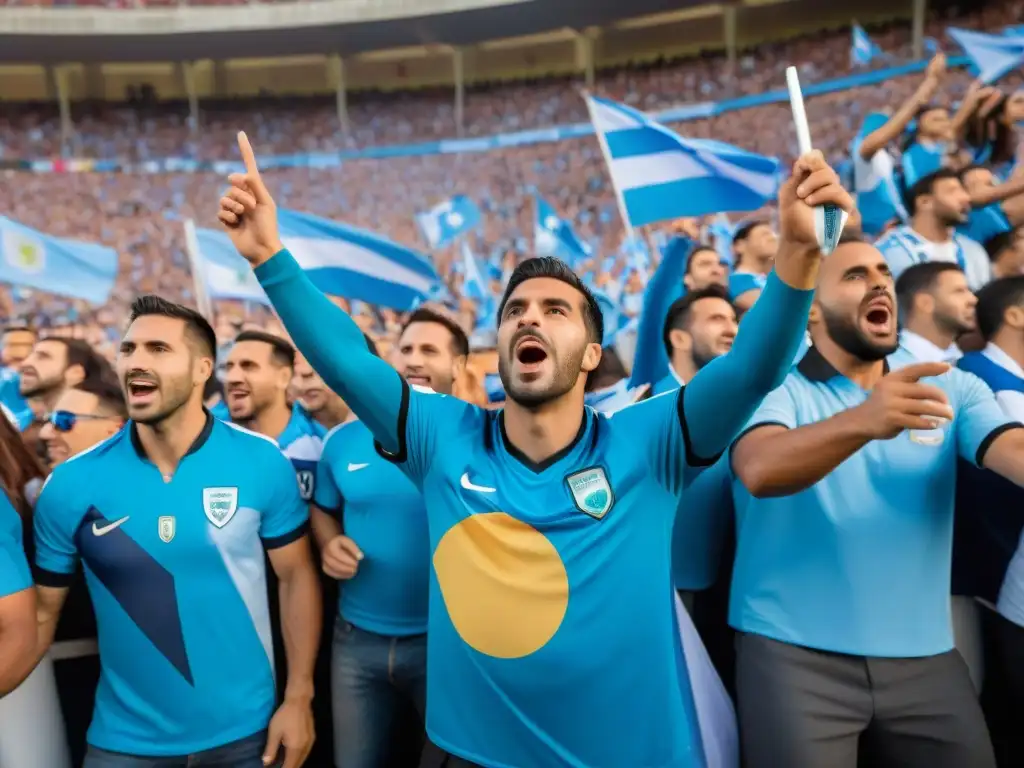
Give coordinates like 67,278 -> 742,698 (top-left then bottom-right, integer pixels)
0,496 -> 31,598
260,448 -> 311,549
728,273 -> 763,302
255,249 -> 406,455
313,435 -> 344,515
951,369 -> 1023,467
877,237 -> 915,282
32,469 -> 81,587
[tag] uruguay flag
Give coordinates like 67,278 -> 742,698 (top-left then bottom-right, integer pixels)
192,211 -> 440,312
0,217 -> 117,303
851,24 -> 883,67
534,196 -> 590,266
949,27 -> 1024,84
585,95 -> 780,227
416,196 -> 482,249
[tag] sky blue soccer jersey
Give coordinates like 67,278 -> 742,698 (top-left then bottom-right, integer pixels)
277,402 -> 326,502
33,414 -> 308,756
0,492 -> 31,599
256,248 -> 812,768
315,419 -> 430,636
730,346 -> 1019,658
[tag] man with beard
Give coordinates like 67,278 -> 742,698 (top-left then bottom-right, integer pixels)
31,296 -> 320,768
224,330 -> 325,502
877,168 -> 991,290
218,132 -> 844,767
896,262 -> 977,365
655,286 -> 738,396
729,233 -> 1024,767
312,308 -> 467,768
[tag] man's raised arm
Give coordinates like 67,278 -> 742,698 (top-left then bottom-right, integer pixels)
219,132 -> 405,453
683,152 -> 854,462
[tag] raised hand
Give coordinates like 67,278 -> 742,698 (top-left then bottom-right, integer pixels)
777,150 -> 854,250
219,132 -> 284,267
854,362 -> 956,440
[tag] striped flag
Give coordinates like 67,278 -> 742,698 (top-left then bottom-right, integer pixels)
584,95 -> 780,227
188,210 -> 441,313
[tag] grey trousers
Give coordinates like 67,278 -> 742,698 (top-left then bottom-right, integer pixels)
736,632 -> 995,768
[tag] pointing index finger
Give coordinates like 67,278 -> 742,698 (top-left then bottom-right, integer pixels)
889,362 -> 950,382
237,131 -> 260,177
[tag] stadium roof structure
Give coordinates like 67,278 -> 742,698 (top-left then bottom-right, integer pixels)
0,0 -> 727,63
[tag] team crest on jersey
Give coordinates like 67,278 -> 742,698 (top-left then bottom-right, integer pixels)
158,516 -> 176,543
202,487 -> 238,528
566,466 -> 614,519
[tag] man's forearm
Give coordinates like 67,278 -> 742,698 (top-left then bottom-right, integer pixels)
278,563 -> 322,701
732,409 -> 872,498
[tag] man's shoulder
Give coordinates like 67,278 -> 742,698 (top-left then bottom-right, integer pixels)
322,419 -> 370,457
214,420 -> 290,466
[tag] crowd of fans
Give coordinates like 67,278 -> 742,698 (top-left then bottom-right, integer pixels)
0,1 -> 1018,362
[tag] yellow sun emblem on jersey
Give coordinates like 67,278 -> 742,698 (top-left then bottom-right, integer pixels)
433,512 -> 570,659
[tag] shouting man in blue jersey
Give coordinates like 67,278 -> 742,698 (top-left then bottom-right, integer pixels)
218,131 -> 851,768
32,296 -> 321,768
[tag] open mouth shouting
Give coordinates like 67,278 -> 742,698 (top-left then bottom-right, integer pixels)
126,375 -> 159,406
514,336 -> 549,375
862,294 -> 895,337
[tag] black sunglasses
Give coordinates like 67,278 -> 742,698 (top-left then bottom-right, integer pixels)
49,410 -> 116,433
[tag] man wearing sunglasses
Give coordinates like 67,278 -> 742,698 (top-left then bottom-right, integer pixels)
40,378 -> 126,467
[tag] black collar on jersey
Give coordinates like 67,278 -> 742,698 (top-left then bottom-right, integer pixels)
497,408 -> 591,474
129,409 -> 214,462
797,345 -> 890,383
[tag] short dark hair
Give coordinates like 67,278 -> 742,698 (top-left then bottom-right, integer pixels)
74,376 -> 127,420
39,337 -> 109,384
2,325 -> 34,336
685,246 -> 719,275
662,285 -> 732,358
129,296 -> 217,360
497,257 -> 603,344
732,220 -> 768,245
905,168 -> 963,216
985,229 -> 1018,263
401,308 -> 469,358
975,276 -> 1024,341
894,262 -> 965,321
233,330 -> 296,368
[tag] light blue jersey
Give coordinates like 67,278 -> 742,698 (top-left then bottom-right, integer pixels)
730,347 -> 1017,657
0,493 -> 31,599
315,420 -> 430,636
728,271 -> 767,302
902,140 -> 947,187
851,114 -> 907,236
33,414 -> 308,755
876,225 -> 992,290
960,203 -> 1011,247
277,403 -> 326,502
255,248 -> 813,767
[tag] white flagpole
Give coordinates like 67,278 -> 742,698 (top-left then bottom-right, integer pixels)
582,91 -> 638,245
183,219 -> 214,321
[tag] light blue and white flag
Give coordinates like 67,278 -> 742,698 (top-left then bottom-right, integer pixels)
190,210 -> 440,312
460,241 -> 490,303
0,217 -> 117,303
415,195 -> 482,249
584,378 -> 648,413
185,222 -> 269,312
708,214 -> 736,267
949,27 -> 1024,84
585,95 -> 780,227
534,196 -> 590,266
851,24 -> 883,67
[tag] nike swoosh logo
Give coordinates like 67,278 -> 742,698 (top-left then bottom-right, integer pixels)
348,463 -> 369,472
92,516 -> 130,537
460,473 -> 496,494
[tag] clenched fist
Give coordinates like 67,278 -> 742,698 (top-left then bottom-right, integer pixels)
777,150 -> 854,250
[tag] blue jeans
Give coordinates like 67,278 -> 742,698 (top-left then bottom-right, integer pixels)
83,730 -> 276,768
331,619 -> 427,768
